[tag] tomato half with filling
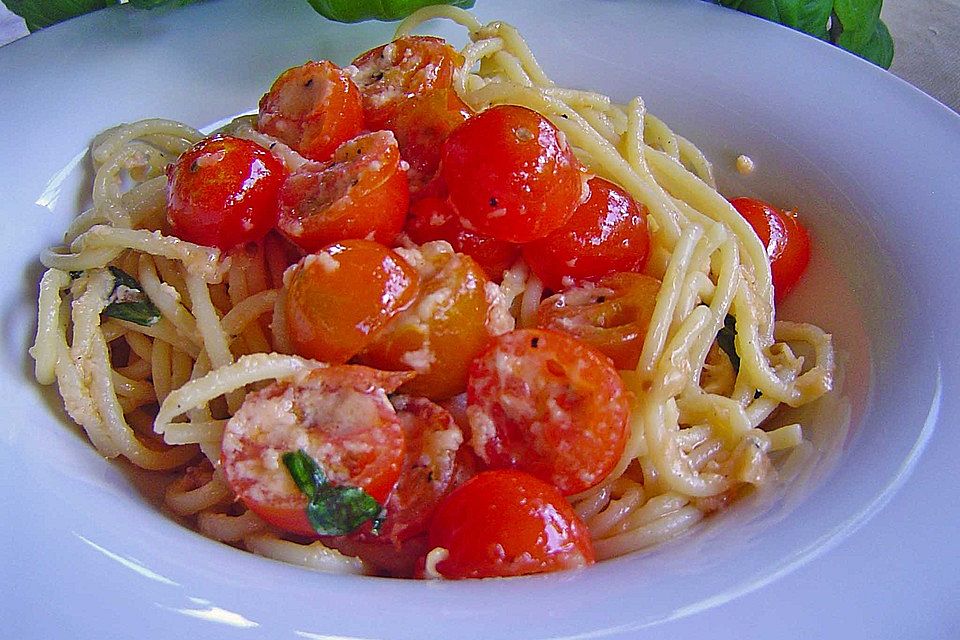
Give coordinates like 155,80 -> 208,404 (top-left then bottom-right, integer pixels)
729,197 -> 811,302
360,242 -> 511,400
370,396 -> 463,545
284,240 -> 419,363
220,365 -> 410,537
258,60 -> 364,162
441,105 -> 583,243
278,130 -> 408,252
538,272 -> 661,370
351,36 -> 464,129
406,195 -> 519,281
466,328 -> 630,495
166,135 -> 287,250
426,469 -> 594,578
523,176 -> 651,290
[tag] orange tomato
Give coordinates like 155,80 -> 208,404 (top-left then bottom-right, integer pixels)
284,240 -> 419,363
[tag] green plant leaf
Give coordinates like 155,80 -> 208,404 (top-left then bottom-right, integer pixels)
833,0 -> 882,48
307,0 -> 475,23
716,313 -> 741,373
779,0 -> 833,40
101,266 -> 161,327
838,17 -> 894,68
4,0 -> 118,31
282,449 -> 326,500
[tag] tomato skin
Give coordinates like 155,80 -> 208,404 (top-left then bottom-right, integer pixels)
427,469 -> 594,579
359,243 -> 507,400
466,328 -> 630,495
406,195 -> 520,281
523,177 -> 651,290
284,240 -> 420,363
729,197 -> 811,302
258,60 -> 364,162
441,105 -> 583,243
278,130 -> 409,252
538,272 -> 661,370
166,135 -> 287,250
351,36 -> 464,130
369,396 -> 463,545
220,365 -> 410,537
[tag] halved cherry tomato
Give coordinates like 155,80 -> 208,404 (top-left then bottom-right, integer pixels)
258,60 -> 364,162
466,328 -> 630,495
166,135 -> 286,250
441,105 -> 583,243
359,242 -> 508,400
523,177 -> 651,290
729,197 -> 811,302
371,396 -> 463,545
538,272 -> 661,370
284,240 -> 419,363
220,365 -> 410,537
351,36 -> 464,130
278,130 -> 409,252
406,195 -> 519,281
426,469 -> 595,578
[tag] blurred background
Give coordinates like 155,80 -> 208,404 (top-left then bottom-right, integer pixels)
0,0 -> 957,112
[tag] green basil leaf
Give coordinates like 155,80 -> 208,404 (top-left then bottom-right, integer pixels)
722,0 -> 781,22
833,0 -> 882,48
281,449 -> 327,500
716,313 -> 741,373
102,300 -> 160,325
4,0 -> 118,31
107,266 -> 142,291
307,485 -> 383,536
838,17 -> 893,68
778,0 -> 832,40
308,0 -> 475,23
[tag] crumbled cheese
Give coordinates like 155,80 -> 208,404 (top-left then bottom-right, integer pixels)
736,154 -> 755,175
400,346 -> 436,373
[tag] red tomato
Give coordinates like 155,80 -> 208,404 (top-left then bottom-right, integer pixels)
371,396 -> 463,545
406,195 -> 519,281
258,60 -> 364,162
284,240 -> 419,363
729,197 -> 811,302
538,272 -> 661,370
466,328 -> 630,495
427,469 -> 595,578
220,365 -> 410,537
441,105 -> 584,243
392,89 -> 473,193
278,130 -> 409,252
351,36 -> 464,130
523,177 -> 651,290
166,135 -> 286,250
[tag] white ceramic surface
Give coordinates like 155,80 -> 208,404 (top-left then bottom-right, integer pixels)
1,1 -> 958,638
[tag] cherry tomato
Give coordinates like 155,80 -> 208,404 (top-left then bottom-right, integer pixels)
729,197 -> 811,302
537,272 -> 661,370
278,130 -> 409,252
392,89 -> 473,193
351,36 -> 464,130
284,240 -> 419,363
406,195 -> 519,281
426,469 -> 594,578
258,60 -> 364,162
371,396 -> 463,545
441,105 -> 583,243
165,135 -> 286,250
360,243 -> 506,400
466,328 -> 630,495
523,177 -> 651,290
220,365 -> 410,537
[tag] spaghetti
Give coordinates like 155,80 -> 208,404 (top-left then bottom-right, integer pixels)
30,7 -> 833,575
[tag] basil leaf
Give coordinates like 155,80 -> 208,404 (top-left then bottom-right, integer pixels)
780,0 -> 833,40
307,485 -> 383,536
838,17 -> 893,68
281,449 -> 327,500
101,267 -> 160,326
716,313 -> 741,373
4,0 -> 117,31
833,0 -> 882,48
308,0 -> 475,23
103,300 -> 161,325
